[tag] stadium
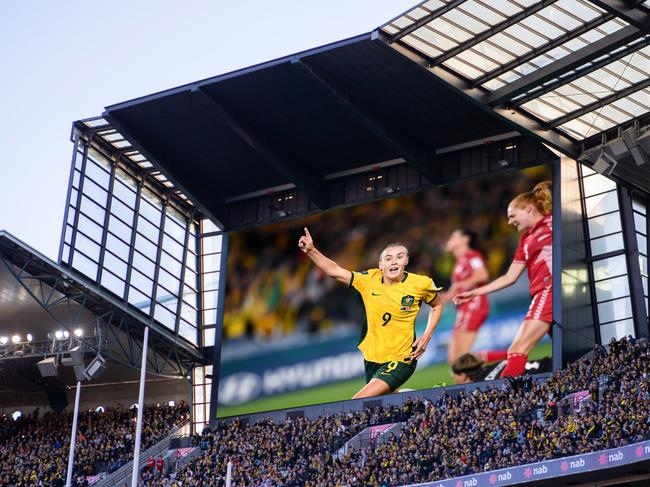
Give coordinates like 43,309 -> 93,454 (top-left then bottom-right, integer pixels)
1,0 -> 650,486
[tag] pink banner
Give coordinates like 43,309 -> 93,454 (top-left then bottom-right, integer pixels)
369,423 -> 394,440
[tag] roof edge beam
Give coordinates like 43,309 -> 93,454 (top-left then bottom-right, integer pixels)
190,87 -> 330,210
586,0 -> 650,32
381,34 -> 578,157
486,25 -> 642,107
293,57 -> 438,183
432,0 -> 558,66
388,0 -> 469,43
102,111 -> 227,228
547,76 -> 650,128
472,13 -> 614,87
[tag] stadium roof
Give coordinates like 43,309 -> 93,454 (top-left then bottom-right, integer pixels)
89,0 -> 650,228
0,232 -> 200,391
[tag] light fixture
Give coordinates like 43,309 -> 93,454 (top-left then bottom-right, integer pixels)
54,331 -> 64,340
61,346 -> 84,367
85,354 -> 106,379
63,331 -> 70,339
592,149 -> 618,176
26,333 -> 33,342
74,328 -> 83,337
0,337 -> 8,345
37,357 -> 59,377
11,335 -> 20,344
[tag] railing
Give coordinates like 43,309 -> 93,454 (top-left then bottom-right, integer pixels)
92,420 -> 189,487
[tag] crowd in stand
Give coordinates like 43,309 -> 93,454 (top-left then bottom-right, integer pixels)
1,337 -> 647,487
149,336 -> 649,486
0,402 -> 189,487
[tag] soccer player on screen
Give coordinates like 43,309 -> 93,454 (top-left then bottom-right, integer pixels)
443,228 -> 492,364
298,228 -> 444,399
455,181 -> 552,378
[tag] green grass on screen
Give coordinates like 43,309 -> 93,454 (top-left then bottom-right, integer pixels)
217,341 -> 552,418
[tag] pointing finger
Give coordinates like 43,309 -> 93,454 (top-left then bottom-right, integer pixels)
304,227 -> 312,239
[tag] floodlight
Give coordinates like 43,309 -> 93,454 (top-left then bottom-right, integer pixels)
0,337 -> 8,345
61,346 -> 84,367
63,331 -> 69,339
85,354 -> 106,379
605,137 -> 627,157
592,150 -> 618,176
629,146 -> 649,166
26,333 -> 33,342
620,127 -> 649,166
637,131 -> 650,155
54,331 -> 64,340
37,357 -> 58,377
11,335 -> 20,344
74,328 -> 83,337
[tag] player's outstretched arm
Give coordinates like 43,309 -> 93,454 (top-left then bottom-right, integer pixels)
455,262 -> 525,305
298,227 -> 352,285
410,294 -> 443,360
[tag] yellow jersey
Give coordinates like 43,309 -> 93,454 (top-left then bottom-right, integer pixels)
350,268 -> 442,363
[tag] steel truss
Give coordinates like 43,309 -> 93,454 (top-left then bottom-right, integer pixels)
0,236 -> 199,379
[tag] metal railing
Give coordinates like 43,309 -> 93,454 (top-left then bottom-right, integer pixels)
92,420 -> 189,487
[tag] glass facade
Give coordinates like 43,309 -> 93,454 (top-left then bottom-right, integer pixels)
200,219 -> 223,348
193,365 -> 212,434
633,198 -> 648,314
61,137 -> 201,345
578,165 -> 634,343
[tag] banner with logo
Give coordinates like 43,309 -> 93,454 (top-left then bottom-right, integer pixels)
405,440 -> 650,487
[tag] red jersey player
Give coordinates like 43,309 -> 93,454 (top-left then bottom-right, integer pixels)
455,180 -> 552,378
443,228 -> 490,364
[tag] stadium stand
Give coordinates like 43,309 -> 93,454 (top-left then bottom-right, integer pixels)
136,336 -> 649,486
0,402 -> 188,487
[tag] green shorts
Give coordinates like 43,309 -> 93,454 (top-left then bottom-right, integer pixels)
364,359 -> 417,391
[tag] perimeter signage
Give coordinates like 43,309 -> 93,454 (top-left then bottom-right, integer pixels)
405,440 -> 650,487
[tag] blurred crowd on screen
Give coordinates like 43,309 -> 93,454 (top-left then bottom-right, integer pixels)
145,336 -> 648,486
224,166 -> 551,344
0,402 -> 188,487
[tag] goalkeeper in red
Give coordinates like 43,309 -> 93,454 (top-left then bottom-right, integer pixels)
298,228 -> 444,399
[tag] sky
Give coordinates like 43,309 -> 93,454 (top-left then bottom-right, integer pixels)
0,0 -> 415,260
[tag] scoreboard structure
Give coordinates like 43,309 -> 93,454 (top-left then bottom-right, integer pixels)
53,0 -> 650,426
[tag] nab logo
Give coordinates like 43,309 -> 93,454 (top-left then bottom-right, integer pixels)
532,465 -> 547,475
609,451 -> 624,462
462,479 -> 477,486
218,372 -> 262,405
570,458 -> 585,469
497,472 -> 512,482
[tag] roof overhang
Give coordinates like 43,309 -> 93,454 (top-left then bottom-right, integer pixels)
80,0 -> 650,228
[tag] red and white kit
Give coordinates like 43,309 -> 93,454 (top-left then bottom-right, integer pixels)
452,249 -> 489,332
513,214 -> 553,323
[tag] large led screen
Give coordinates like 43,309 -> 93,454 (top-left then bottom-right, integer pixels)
218,165 -> 553,417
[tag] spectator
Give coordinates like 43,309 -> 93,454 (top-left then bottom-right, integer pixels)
0,402 -> 188,487
149,337 -> 649,487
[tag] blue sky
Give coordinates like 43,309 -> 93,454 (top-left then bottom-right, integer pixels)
0,0 -> 414,260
